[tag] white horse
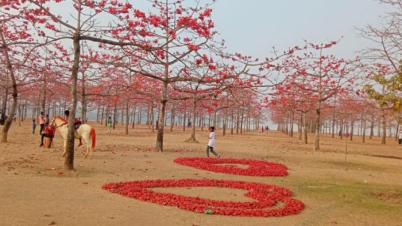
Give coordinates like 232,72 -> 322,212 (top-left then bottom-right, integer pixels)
50,116 -> 96,159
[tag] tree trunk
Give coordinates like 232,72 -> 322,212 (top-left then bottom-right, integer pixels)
236,110 -> 240,134
187,97 -> 198,142
81,74 -> 86,122
377,116 -> 381,137
182,107 -> 186,132
382,109 -> 386,144
151,102 -> 155,133
350,120 -> 354,141
362,117 -> 367,143
121,108 -> 124,126
137,106 -> 142,125
1,81 -> 8,116
332,109 -> 336,138
132,105 -> 136,129
100,105 -> 104,125
155,82 -> 168,152
231,110 -> 234,135
96,105 -> 100,123
0,30 -> 18,143
170,105 -> 175,132
303,113 -> 308,144
18,104 -> 21,127
113,104 -> 117,129
125,100 -> 129,135
223,113 -> 227,136
106,105 -> 110,127
290,111 -> 294,137
41,74 -> 46,114
370,115 -> 374,139
64,34 -> 81,170
314,101 -> 321,151
298,113 -> 302,140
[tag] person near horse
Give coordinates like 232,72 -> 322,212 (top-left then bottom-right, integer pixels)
45,114 -> 50,126
39,123 -> 56,147
64,110 -> 83,147
39,112 -> 46,135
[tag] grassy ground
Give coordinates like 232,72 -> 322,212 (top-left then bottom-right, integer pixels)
0,120 -> 401,226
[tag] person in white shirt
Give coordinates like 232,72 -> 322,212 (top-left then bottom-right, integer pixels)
206,127 -> 220,158
398,129 -> 402,145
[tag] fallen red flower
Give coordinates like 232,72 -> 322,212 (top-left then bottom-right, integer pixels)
174,158 -> 288,177
102,179 -> 304,217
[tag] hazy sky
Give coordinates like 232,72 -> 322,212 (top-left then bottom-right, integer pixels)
50,0 -> 391,60
209,0 -> 390,59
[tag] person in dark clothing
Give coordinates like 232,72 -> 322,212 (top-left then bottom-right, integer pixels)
45,114 -> 50,126
64,110 -> 83,147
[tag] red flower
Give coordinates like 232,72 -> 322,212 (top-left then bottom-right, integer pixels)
174,158 -> 288,177
195,58 -> 203,65
187,44 -> 200,51
102,179 -> 304,217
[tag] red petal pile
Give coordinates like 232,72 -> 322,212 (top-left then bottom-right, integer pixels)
174,157 -> 288,177
102,179 -> 304,217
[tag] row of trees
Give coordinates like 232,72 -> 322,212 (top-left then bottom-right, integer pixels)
3,0 -> 402,170
1,0 -> 290,170
267,0 -> 402,148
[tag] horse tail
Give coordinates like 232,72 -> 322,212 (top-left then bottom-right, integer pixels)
90,127 -> 96,149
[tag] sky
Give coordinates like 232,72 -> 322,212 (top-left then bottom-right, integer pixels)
210,0 -> 390,60
49,0 -> 391,60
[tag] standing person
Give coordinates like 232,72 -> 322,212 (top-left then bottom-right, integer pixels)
398,129 -> 402,145
261,126 -> 264,133
39,123 -> 56,147
39,112 -> 45,135
45,114 -> 50,126
32,119 -> 37,134
0,111 -> 4,125
107,116 -> 113,134
206,127 -> 220,158
13,113 -> 16,122
64,110 -> 83,147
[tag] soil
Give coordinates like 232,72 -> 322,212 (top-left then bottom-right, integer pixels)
1,121 -> 402,226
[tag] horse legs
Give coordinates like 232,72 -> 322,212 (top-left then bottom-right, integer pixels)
84,136 -> 90,158
89,145 -> 94,159
84,143 -> 89,158
62,140 -> 67,157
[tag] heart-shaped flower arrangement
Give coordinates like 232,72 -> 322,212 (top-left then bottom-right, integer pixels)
174,157 -> 288,177
102,179 -> 304,217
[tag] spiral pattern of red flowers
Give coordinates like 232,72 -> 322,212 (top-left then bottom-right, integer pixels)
174,157 -> 288,177
102,179 -> 304,217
